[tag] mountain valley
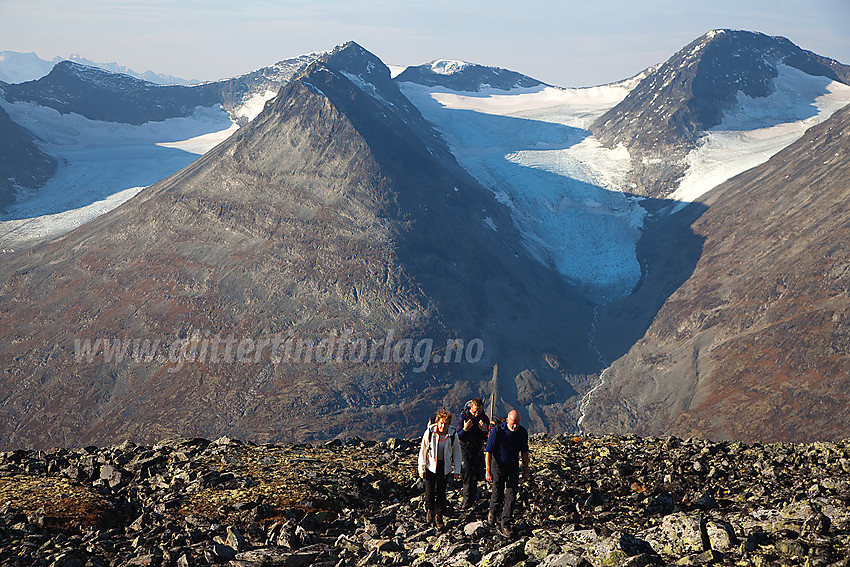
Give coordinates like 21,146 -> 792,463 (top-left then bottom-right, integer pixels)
1,31 -> 849,449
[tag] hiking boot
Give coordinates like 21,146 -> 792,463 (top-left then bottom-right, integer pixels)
498,523 -> 512,537
426,509 -> 434,524
435,514 -> 444,531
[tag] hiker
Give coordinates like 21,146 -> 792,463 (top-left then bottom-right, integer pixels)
485,409 -> 529,536
455,398 -> 489,509
417,409 -> 462,530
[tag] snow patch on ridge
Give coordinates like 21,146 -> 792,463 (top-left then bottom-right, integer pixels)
430,60 -> 472,75
340,71 -> 394,108
233,90 -> 278,122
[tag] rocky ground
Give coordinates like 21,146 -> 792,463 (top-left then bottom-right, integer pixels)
1,433 -> 850,566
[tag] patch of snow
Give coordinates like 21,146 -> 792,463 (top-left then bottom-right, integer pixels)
233,90 -> 278,122
302,81 -> 326,97
430,60 -> 472,75
340,71 -> 394,107
0,186 -> 145,247
400,81 -> 637,128
670,64 -> 850,204
483,216 -> 497,231
387,65 -> 407,78
0,100 -> 236,248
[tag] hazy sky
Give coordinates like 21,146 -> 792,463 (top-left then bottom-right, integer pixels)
2,0 -> 848,87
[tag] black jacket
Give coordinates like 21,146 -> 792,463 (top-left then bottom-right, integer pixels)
455,409 -> 489,447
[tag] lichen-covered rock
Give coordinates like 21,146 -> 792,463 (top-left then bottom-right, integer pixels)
1,433 -> 850,566
641,513 -> 704,556
479,540 -> 526,567
704,519 -> 736,551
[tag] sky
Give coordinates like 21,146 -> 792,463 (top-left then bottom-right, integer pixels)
1,0 -> 849,88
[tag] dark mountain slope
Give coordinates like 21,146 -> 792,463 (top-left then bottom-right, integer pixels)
0,43 -> 596,450
2,61 -> 222,124
583,102 -> 850,442
0,104 -> 56,210
591,29 -> 850,197
2,54 -> 320,125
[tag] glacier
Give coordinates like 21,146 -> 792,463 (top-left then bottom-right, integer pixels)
399,80 -> 649,301
0,101 -> 236,250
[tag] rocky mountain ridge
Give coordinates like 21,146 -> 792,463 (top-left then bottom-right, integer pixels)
2,54 -> 321,126
2,433 -> 850,566
591,29 -> 850,197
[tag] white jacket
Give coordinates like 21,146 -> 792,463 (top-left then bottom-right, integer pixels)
418,423 -> 462,476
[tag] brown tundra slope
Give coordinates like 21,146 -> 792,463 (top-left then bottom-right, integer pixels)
0,43 -> 597,450
584,102 -> 850,443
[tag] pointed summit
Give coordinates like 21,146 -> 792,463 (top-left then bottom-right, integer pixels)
0,43 -> 596,450
591,30 -> 850,197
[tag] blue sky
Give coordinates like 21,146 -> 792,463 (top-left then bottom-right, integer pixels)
2,0 -> 848,87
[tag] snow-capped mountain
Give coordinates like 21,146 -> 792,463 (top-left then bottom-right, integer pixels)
0,52 -> 323,243
0,42 -> 596,449
0,51 -> 56,84
582,101 -> 850,443
397,31 -> 850,300
396,59 -> 546,92
3,32 -> 850,447
0,50 -> 197,85
3,61 -> 222,124
591,29 -> 850,198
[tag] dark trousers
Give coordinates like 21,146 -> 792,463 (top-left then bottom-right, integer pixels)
424,460 -> 448,514
489,460 -> 519,526
460,443 -> 484,505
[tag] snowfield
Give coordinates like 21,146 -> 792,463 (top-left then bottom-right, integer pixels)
399,80 -> 647,301
0,100 -> 237,250
670,64 -> 850,204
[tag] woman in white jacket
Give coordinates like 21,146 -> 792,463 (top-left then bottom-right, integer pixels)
417,409 -> 462,530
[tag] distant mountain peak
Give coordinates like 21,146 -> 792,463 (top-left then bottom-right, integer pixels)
52,59 -> 156,88
395,59 -> 546,92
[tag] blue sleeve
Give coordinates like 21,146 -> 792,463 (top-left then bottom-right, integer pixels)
521,428 -> 530,453
484,425 -> 498,453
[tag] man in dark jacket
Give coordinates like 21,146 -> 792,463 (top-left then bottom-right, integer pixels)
485,409 -> 529,536
455,398 -> 488,509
